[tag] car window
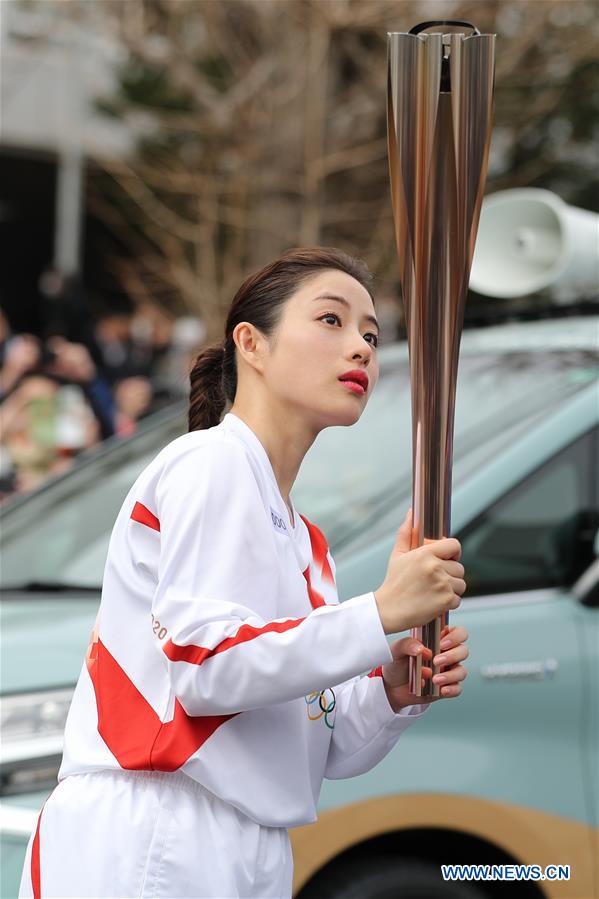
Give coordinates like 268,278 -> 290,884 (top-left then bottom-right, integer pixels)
0,453 -> 163,589
1,349 -> 596,589
457,427 -> 598,597
294,349 -> 598,549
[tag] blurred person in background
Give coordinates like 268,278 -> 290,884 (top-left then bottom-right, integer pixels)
0,311 -> 42,402
94,302 -> 179,427
0,372 -> 99,498
1,302 -> 117,440
112,375 -> 154,436
94,309 -> 150,384
44,335 -> 116,441
94,303 -> 173,388
153,315 -> 207,398
0,316 -> 114,500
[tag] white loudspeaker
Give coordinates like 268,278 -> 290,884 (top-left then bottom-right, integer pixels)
469,188 -> 599,301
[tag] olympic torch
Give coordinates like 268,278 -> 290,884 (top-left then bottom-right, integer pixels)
386,21 -> 496,696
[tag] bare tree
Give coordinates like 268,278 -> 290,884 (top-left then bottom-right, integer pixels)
37,0 -> 598,334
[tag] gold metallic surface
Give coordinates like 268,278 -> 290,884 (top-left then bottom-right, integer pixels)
386,27 -> 495,695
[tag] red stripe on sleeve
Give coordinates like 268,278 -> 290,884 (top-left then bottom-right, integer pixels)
131,501 -> 160,532
163,616 -> 307,666
368,666 -> 383,678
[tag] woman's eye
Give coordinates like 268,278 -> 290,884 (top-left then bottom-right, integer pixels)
319,313 -> 378,348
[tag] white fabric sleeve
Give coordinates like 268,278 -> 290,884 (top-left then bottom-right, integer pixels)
324,666 -> 431,779
150,439 -> 394,716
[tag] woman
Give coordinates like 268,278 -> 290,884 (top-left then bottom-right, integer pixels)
19,247 -> 468,899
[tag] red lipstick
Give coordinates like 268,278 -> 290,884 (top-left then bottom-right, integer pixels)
338,369 -> 369,394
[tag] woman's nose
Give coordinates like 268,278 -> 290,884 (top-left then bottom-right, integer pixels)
351,341 -> 372,362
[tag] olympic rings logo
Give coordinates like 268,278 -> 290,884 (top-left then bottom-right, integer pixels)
304,688 -> 336,729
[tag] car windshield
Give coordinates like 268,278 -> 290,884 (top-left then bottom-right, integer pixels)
1,348 -> 596,590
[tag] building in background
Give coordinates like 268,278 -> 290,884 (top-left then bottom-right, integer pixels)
0,1 -> 134,333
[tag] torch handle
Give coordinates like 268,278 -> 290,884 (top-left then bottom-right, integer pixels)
408,536 -> 449,696
409,614 -> 449,696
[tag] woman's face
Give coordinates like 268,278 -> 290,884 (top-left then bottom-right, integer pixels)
263,269 -> 380,430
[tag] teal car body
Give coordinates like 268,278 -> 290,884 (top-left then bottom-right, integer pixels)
1,316 -> 598,899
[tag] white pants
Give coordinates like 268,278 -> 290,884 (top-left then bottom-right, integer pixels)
18,769 -> 294,899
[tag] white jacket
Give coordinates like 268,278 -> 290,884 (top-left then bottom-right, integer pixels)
58,411 -> 429,827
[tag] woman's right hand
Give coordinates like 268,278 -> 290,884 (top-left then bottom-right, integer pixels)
373,508 -> 466,635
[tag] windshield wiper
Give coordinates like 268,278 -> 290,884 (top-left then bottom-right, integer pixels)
1,581 -> 101,594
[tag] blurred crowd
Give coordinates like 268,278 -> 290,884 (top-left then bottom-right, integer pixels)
0,297 -> 205,504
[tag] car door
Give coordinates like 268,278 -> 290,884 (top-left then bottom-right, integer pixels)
323,424 -> 597,824
453,425 -> 598,828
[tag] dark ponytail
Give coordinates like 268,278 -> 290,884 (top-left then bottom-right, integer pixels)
188,342 -> 226,431
188,246 -> 376,432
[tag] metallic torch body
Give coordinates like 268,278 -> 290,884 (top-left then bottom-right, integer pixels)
386,24 -> 496,696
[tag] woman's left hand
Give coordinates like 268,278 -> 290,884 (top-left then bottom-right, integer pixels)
381,625 -> 469,712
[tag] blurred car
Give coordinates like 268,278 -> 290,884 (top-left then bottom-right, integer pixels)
1,316 -> 598,899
